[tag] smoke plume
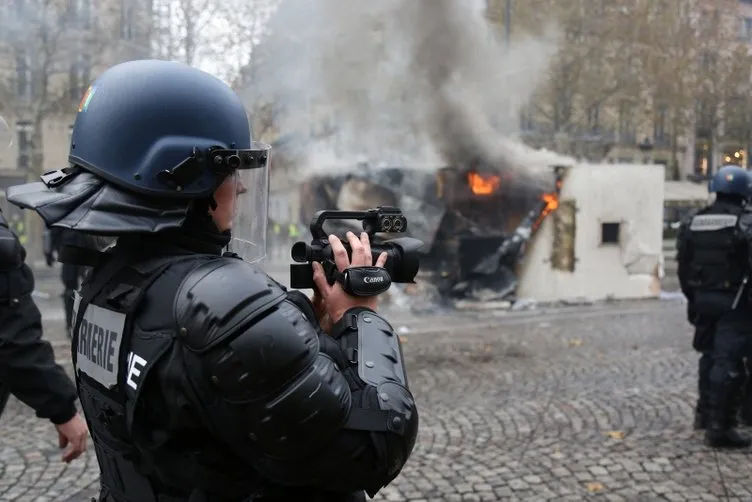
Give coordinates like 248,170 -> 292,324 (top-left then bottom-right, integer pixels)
247,0 -> 571,181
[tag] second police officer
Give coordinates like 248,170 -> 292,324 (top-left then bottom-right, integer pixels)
677,165 -> 752,448
8,59 -> 419,502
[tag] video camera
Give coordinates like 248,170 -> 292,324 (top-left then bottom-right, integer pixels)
290,206 -> 424,291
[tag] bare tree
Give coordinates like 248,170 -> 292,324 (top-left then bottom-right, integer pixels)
150,0 -> 274,83
150,0 -> 219,66
507,0 -> 649,157
0,0 -> 123,178
641,0 -> 749,177
0,0 -> 133,259
638,0 -> 706,178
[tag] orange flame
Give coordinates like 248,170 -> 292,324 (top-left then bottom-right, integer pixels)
467,172 -> 501,195
534,191 -> 560,230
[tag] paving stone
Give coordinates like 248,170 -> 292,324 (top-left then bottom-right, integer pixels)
3,297 -> 745,501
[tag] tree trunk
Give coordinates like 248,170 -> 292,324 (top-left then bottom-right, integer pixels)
670,113 -> 680,180
30,117 -> 44,180
26,117 -> 46,264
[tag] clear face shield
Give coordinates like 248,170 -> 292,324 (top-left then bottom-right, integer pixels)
226,142 -> 272,263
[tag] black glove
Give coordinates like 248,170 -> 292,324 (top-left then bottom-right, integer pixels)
45,252 -> 55,267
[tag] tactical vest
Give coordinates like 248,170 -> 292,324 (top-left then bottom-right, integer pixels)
686,205 -> 747,293
71,250 -> 258,502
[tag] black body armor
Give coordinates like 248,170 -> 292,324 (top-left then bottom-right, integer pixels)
71,234 -> 418,502
677,201 -> 752,315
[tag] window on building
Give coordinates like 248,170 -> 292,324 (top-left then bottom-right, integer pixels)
586,104 -> 600,133
695,99 -> 715,138
120,0 -> 133,39
741,17 -> 752,40
654,103 -> 668,145
601,222 -> 621,245
15,50 -> 31,99
618,101 -> 635,144
700,51 -> 717,71
16,121 -> 32,170
69,52 -> 92,102
519,107 -> 534,131
76,0 -> 91,29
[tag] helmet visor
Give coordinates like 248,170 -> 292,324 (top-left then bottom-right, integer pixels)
227,142 -> 271,263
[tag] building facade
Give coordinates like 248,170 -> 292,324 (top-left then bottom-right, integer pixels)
0,0 -> 152,259
487,0 -> 752,180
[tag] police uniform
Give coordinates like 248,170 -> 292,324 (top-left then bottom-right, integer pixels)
677,165 -> 752,448
0,210 -> 78,424
46,227 -> 91,335
7,59 -> 419,501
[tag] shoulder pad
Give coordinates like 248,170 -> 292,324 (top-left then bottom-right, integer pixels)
174,258 -> 287,353
740,211 -> 752,232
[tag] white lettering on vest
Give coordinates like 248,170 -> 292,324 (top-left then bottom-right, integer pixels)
74,297 -> 125,389
126,352 -> 147,391
690,214 -> 738,232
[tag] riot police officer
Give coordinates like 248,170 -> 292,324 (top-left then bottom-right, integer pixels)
677,165 -> 752,448
7,59 -> 418,502
0,209 -> 89,462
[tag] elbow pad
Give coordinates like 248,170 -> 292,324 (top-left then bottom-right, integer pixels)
333,308 -> 419,485
176,259 -> 353,459
199,300 -> 353,459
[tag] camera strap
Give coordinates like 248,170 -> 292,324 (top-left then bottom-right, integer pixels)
333,266 -> 392,297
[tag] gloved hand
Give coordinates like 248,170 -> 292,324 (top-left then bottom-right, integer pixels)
45,252 -> 55,267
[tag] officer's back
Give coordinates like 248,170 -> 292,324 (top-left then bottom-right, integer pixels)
677,165 -> 752,448
679,195 -> 752,317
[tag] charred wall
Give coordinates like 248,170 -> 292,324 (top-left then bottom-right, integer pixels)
551,199 -> 576,272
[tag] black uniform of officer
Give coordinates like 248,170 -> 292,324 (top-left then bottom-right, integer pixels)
8,59 -> 419,502
45,227 -> 91,336
687,310 -> 752,430
0,210 -> 89,462
677,165 -> 752,448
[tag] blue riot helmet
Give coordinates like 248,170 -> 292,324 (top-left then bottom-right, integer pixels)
708,165 -> 752,200
6,59 -> 271,262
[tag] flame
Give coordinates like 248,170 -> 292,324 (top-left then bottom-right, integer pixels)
467,172 -> 501,195
533,191 -> 560,230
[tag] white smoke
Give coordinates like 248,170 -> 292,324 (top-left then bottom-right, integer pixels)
246,0 -> 573,182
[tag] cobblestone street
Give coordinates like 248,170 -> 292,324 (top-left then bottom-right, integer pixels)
1,270 -> 749,501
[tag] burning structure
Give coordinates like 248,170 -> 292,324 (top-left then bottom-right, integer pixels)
299,161 -> 666,305
298,162 -> 566,302
254,0 -> 665,304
